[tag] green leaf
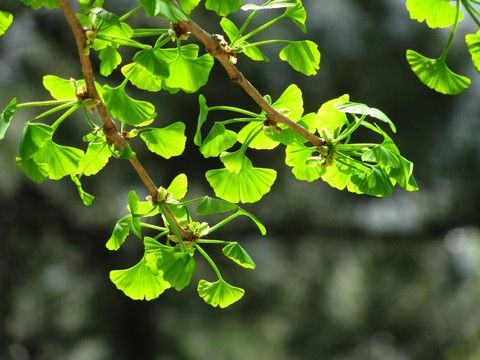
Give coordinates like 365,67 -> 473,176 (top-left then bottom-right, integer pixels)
279,40 -> 320,76
272,83 -> 304,121
0,11 -> 13,36
33,140 -> 84,180
167,173 -> 188,200
76,135 -> 111,176
90,7 -> 122,30
110,256 -> 170,301
149,245 -> 196,291
353,166 -> 394,197
205,0 -> 242,16
388,156 -> 419,192
140,0 -> 189,21
406,50 -> 470,95
43,75 -> 79,100
106,214 -> 132,250
406,0 -> 463,28
242,0 -> 296,11
194,94 -> 209,146
140,122 -> 186,159
0,98 -> 17,140
128,190 -> 142,238
16,157 -> 49,183
200,122 -> 238,158
206,158 -> 277,203
19,122 -> 54,159
466,31 -> 480,73
335,101 -> 396,133
197,197 -> 238,215
285,142 -> 326,181
180,0 -> 201,13
92,22 -> 134,51
321,158 -> 357,191
222,242 -> 256,269
19,0 -> 59,9
122,49 -> 170,92
316,95 -> 350,135
283,0 -> 306,33
99,46 -> 122,77
238,122 -> 278,150
71,175 -> 95,206
103,84 -> 156,126
197,279 -> 245,308
362,144 -> 400,168
219,149 -> 251,173
163,52 -> 214,93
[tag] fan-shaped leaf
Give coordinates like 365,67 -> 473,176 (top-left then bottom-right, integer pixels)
406,50 -> 470,95
167,173 -> 188,200
242,0 -> 296,11
285,142 -> 326,181
106,214 -> 132,250
71,175 -> 95,206
279,40 -> 320,75
283,0 -> 306,32
0,98 -> 17,140
19,122 -> 54,159
140,0 -> 189,21
316,95 -> 350,134
194,94 -> 209,146
180,0 -> 201,14
200,122 -> 237,158
466,31 -> 480,73
140,122 -> 186,159
0,11 -> 13,36
222,242 -> 256,269
335,101 -> 396,133
99,46 -> 122,77
163,53 -> 214,93
33,140 -> 84,180
77,136 -> 111,176
406,0 -> 463,28
16,157 -> 48,183
205,0 -> 242,16
197,279 -> 245,308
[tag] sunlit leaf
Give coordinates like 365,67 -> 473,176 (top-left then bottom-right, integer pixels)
106,214 -> 132,250
362,145 -> 400,168
406,50 -> 470,95
242,0 -> 296,11
238,122 -> 277,150
140,0 -> 189,21
99,46 -> 122,76
19,0 -> 59,9
43,75 -> 79,100
316,94 -> 350,134
283,0 -> 306,33
279,40 -> 320,75
197,279 -> 245,308
167,173 -> 188,200
128,190 -> 142,238
0,11 -> 13,36
16,157 -> 49,183
150,245 -> 196,291
110,256 -> 170,300
77,135 -> 111,176
180,0 -> 201,14
285,142 -> 326,181
219,149 -> 250,173
140,122 -> 186,159
350,166 -> 394,197
194,94 -> 209,146
272,83 -> 304,121
406,0 -> 463,28
19,122 -> 54,159
206,158 -> 277,203
199,122 -> 237,158
122,49 -> 169,91
103,84 -> 156,126
163,52 -> 214,93
222,242 -> 256,269
205,0 -> 242,16
335,101 -> 396,133
71,175 -> 95,206
92,22 -> 134,51
0,98 -> 17,140
321,157 -> 358,191
466,31 -> 480,73
388,156 -> 419,192
33,140 -> 84,180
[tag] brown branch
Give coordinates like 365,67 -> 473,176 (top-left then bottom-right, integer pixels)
178,19 -> 327,147
56,0 -> 191,241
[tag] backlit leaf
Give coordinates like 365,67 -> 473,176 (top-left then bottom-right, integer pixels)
222,242 -> 256,269
316,95 -> 350,134
388,156 -> 419,192
242,0 -> 296,11
272,83 -> 304,121
237,122 -> 278,150
106,214 -> 132,250
466,31 -> 480,73
140,122 -> 186,159
71,175 -> 95,206
140,0 -> 189,21
406,0 -> 463,28
43,75 -> 79,100
197,279 -> 245,308
180,0 -> 201,14
197,197 -> 238,215
194,94 -> 209,146
335,101 -> 396,133
167,173 -> 188,200
285,142 -> 326,181
76,135 -> 111,176
163,52 -> 214,93
122,49 -> 169,91
283,0 -> 306,33
110,256 -> 170,300
206,160 -> 277,203
353,166 -> 394,197
406,50 -> 470,95
103,84 -> 156,126
279,40 -> 320,75
199,122 -> 237,158
19,122 -> 54,159
19,0 -> 59,9
33,140 -> 84,180
150,245 -> 196,291
0,11 -> 13,36
16,157 -> 48,183
205,0 -> 242,16
0,98 -> 17,140
99,46 -> 122,76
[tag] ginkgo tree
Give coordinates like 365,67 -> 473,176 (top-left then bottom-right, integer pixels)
0,0 -> 423,308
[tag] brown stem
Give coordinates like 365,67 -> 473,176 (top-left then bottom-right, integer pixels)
56,0 -> 190,240
178,19 -> 327,147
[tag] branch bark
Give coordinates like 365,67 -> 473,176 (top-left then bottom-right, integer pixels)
56,0 -> 191,241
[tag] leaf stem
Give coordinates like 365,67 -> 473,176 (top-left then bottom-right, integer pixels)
16,99 -> 76,108
96,34 -> 151,49
194,243 -> 223,281
208,105 -> 261,118
461,0 -> 480,27
30,100 -> 79,122
140,222 -> 168,232
196,239 -> 232,244
240,39 -> 290,49
51,103 -> 82,131
119,5 -> 143,22
233,15 -> 284,46
231,10 -> 258,45
208,212 -> 241,234
133,28 -> 169,37
333,115 -> 366,144
440,0 -> 461,60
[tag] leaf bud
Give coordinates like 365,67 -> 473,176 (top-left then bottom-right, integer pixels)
278,108 -> 291,117
318,145 -> 329,157
158,186 -> 168,202
263,125 -> 275,136
168,234 -> 179,243
320,128 -> 333,142
306,156 -> 322,167
263,94 -> 272,104
86,29 -> 96,42
333,126 -> 341,139
82,98 -> 100,109
275,125 -> 282,134
146,195 -> 155,206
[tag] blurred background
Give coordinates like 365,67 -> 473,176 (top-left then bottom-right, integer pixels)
1,0 -> 480,359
